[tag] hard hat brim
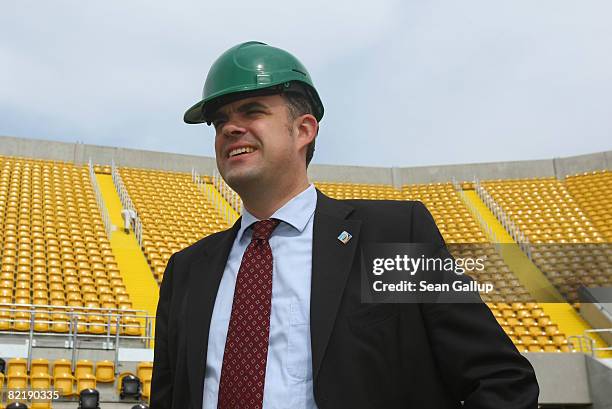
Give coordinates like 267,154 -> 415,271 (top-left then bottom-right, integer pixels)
184,100 -> 206,124
183,82 -> 323,125
183,85 -> 287,125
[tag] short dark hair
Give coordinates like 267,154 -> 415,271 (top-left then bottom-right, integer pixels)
282,92 -> 317,167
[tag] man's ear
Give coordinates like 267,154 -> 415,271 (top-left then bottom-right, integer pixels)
296,113 -> 318,149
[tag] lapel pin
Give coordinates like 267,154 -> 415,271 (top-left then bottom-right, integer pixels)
337,231 -> 352,244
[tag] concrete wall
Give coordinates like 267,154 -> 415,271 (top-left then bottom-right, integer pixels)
586,356 -> 612,409
1,135 -> 609,183
554,151 -> 611,178
0,134 -> 79,163
525,352 -> 592,405
0,135 -> 217,175
397,159 -> 556,185
580,300 -> 612,346
307,163 -> 394,185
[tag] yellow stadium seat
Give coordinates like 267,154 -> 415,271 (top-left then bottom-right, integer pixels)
53,359 -> 72,377
51,313 -> 70,333
137,361 -> 153,381
142,376 -> 152,398
7,358 -> 27,377
30,358 -> 49,376
0,310 -> 11,331
54,373 -> 75,396
7,373 -> 28,389
75,360 -> 94,379
87,315 -> 107,334
30,373 -> 51,389
95,360 -> 115,383
76,373 -> 97,394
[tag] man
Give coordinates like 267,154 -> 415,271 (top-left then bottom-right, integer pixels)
151,41 -> 538,409
121,207 -> 136,234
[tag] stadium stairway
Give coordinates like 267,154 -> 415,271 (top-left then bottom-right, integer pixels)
96,174 -> 159,324
202,181 -> 240,224
462,190 -> 611,358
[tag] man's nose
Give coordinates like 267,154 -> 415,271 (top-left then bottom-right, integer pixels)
222,120 -> 247,137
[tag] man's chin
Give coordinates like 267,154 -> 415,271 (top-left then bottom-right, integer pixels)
222,170 -> 260,192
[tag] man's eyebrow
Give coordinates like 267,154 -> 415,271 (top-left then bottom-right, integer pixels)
235,101 -> 270,112
210,101 -> 270,123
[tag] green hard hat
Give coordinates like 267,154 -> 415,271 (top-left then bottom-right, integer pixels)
184,41 -> 324,124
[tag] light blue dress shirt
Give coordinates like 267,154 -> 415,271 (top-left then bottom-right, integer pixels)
203,184 -> 319,409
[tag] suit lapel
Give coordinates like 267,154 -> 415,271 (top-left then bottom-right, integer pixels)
311,190 -> 361,381
187,220 -> 240,409
185,190 -> 361,405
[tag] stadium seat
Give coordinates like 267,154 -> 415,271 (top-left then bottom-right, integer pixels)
95,360 -> 115,383
50,313 -> 70,333
30,373 -> 51,389
75,360 -> 94,379
7,373 -> 28,389
7,358 -> 27,377
29,359 -> 49,376
76,373 -> 97,394
54,373 -> 75,396
53,359 -> 72,377
137,362 -> 153,382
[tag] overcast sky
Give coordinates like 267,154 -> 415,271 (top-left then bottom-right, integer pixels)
1,0 -> 610,167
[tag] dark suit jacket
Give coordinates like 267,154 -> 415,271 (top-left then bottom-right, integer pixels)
151,190 -> 539,409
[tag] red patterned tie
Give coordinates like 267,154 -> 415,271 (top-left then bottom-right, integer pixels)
217,219 -> 280,409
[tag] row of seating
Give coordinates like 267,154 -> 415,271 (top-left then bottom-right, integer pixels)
3,358 -> 150,382
314,182 -> 404,200
403,183 -> 487,243
481,177 -> 609,303
487,302 -> 570,352
117,167 -> 227,282
0,156 -> 135,318
0,358 -> 153,407
0,309 -> 142,335
565,170 -> 612,241
5,154 -> 608,352
482,177 -> 605,243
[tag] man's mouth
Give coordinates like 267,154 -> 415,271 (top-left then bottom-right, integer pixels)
228,146 -> 256,158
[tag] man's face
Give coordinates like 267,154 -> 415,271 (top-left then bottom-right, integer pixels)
211,94 -> 304,192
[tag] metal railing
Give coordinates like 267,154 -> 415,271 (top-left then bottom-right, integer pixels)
0,302 -> 154,373
192,168 -> 206,192
452,177 -> 499,245
212,168 -> 242,214
474,178 -> 532,259
567,334 -> 595,356
88,158 -> 112,238
193,168 -> 240,225
583,329 -> 612,357
562,330 -> 612,358
111,159 -> 143,247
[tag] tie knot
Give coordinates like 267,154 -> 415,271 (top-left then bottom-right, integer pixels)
251,219 -> 280,241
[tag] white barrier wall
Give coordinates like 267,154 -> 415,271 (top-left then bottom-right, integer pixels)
0,134 -> 216,175
1,135 -> 609,183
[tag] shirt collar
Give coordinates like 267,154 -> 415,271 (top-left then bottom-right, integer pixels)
237,184 -> 317,241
